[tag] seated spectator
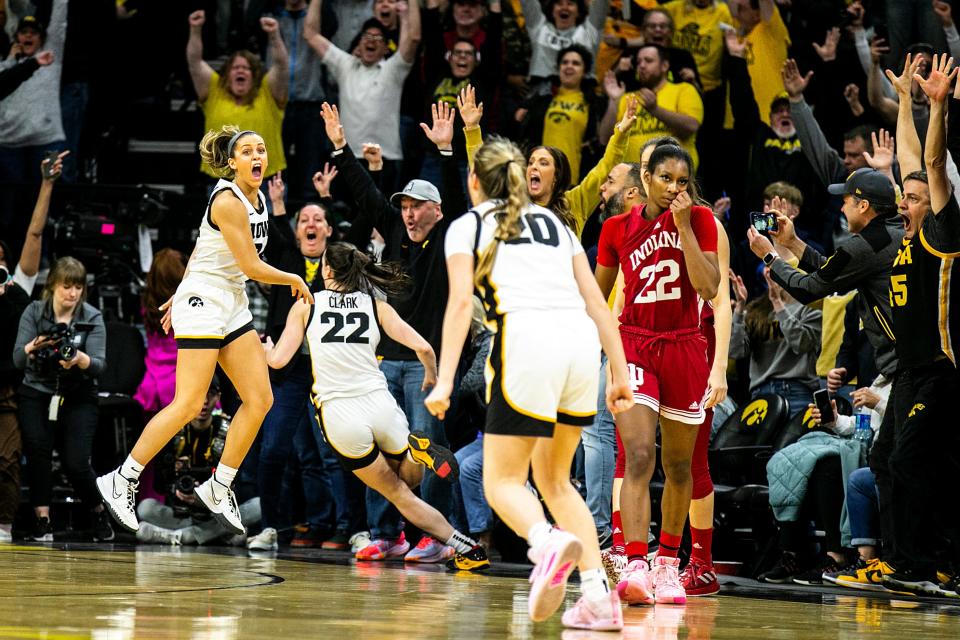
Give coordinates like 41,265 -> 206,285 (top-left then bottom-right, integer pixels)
519,0 -> 610,93
516,44 -> 606,183
13,256 -> 111,542
186,10 -> 288,183
0,3 -> 67,186
136,377 -> 261,545
598,44 -> 703,170
730,267 -> 822,416
304,0 -> 421,193
760,374 -> 889,586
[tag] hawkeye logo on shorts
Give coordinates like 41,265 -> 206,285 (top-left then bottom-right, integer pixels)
189,296 -> 204,308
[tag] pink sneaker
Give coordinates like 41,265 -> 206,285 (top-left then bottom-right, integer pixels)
649,556 -> 686,604
527,529 -> 583,622
617,558 -> 654,605
561,591 -> 624,631
354,531 -> 410,560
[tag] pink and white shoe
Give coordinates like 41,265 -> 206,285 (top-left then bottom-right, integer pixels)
617,558 -> 655,605
649,556 -> 687,604
561,591 -> 624,631
527,529 -> 583,622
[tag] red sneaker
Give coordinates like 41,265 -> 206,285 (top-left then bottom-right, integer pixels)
354,531 -> 410,560
680,557 -> 720,597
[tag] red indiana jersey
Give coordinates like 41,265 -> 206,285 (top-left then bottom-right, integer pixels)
597,203 -> 718,333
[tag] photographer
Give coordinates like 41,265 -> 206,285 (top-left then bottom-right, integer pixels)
13,256 -> 110,542
136,377 -> 261,545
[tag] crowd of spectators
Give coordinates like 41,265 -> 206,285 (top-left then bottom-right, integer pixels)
1,0 -> 959,597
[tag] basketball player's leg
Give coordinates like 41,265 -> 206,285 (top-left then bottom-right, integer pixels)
658,416 -> 700,552
216,329 -> 273,467
481,433 -> 540,536
616,404 -> 658,552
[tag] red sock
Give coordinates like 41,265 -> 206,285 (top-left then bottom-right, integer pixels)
690,525 -> 713,564
657,531 -> 683,559
625,540 -> 649,562
611,511 -> 625,554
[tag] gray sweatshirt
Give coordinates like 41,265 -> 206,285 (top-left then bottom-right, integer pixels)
13,300 -> 105,396
731,302 -> 822,393
0,0 -> 68,147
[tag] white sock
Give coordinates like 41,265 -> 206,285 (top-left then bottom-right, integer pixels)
527,521 -> 553,553
214,463 -> 238,488
580,567 -> 611,603
446,530 -> 477,554
119,455 -> 144,481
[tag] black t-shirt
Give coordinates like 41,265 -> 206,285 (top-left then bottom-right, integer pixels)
890,195 -> 960,369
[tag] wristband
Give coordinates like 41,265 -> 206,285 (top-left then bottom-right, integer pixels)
439,148 -> 453,157
330,147 -> 345,157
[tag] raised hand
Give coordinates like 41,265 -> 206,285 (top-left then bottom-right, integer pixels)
916,53 -> 958,103
843,83 -> 864,116
267,173 -> 285,203
862,128 -> 895,171
603,70 -> 625,101
188,9 -> 205,28
456,84 -> 483,129
320,102 -> 346,148
260,17 -> 279,34
870,36 -> 890,65
419,101 -> 456,150
933,0 -> 954,27
723,28 -> 747,58
40,150 -> 69,182
361,144 -> 383,171
884,53 -> 922,98
616,95 -> 639,133
312,162 -> 339,196
781,59 -> 813,98
812,27 -> 840,62
729,269 -> 748,311
36,50 -> 54,66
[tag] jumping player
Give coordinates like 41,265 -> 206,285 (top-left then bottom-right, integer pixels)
97,126 -> 313,535
595,144 -> 720,604
425,137 -> 634,630
264,242 -> 490,571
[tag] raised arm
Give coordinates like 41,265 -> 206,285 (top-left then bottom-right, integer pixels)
420,101 -> 470,221
304,0 -> 332,59
598,71 -> 627,144
186,10 -> 214,103
887,54 -> 924,176
866,38 -> 898,125
917,54 -> 958,214
19,152 -> 68,285
265,301 -> 310,369
397,0 -> 422,64
377,299 -> 438,389
587,0 -> 611,33
783,59 -> 846,185
458,85 -> 484,169
261,17 -> 289,107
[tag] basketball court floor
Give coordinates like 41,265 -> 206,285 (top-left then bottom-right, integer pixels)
4,544 -> 960,639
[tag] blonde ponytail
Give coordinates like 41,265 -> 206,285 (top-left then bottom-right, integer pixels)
473,137 -> 530,288
199,124 -> 242,178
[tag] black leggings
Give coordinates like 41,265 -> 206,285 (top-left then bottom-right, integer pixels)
18,391 -> 99,509
780,455 -> 845,556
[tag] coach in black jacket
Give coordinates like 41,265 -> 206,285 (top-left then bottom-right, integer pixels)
323,101 -> 468,551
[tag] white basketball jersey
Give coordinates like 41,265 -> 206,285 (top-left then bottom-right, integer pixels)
190,179 -> 269,286
445,200 -> 586,321
305,290 -> 387,402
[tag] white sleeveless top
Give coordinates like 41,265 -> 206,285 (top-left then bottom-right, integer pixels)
189,179 -> 269,287
305,290 -> 388,402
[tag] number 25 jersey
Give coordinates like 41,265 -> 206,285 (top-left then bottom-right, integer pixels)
304,290 -> 387,403
597,204 -> 718,332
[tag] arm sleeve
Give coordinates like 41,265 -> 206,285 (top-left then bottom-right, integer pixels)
595,217 -> 620,268
444,214 -> 479,258
729,310 -> 750,359
790,97 -> 847,186
12,264 -> 38,296
775,304 -> 823,355
587,0 -> 611,33
946,23 -> 960,60
82,311 -> 107,377
519,0 -> 545,34
852,29 -> 872,78
769,239 -> 874,304
565,125 -> 628,236
798,243 -> 829,272
13,303 -> 39,370
440,153 -> 470,224
927,193 -> 960,254
0,57 -> 39,101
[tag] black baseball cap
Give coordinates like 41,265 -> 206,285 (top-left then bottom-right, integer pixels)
827,168 -> 896,208
16,16 -> 45,37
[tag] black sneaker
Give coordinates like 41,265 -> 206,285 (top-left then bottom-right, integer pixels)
92,509 -> 115,542
939,573 -> 960,599
882,567 -> 944,596
793,556 -> 845,586
446,544 -> 491,572
758,551 -> 801,584
291,524 -> 328,548
407,432 -> 459,483
597,527 -> 613,551
27,516 -> 53,542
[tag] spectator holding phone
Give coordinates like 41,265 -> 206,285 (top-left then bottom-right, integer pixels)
13,256 -> 109,542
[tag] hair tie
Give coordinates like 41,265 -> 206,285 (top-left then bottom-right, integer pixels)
227,129 -> 257,156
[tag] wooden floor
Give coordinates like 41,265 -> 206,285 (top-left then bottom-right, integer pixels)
4,544 -> 960,639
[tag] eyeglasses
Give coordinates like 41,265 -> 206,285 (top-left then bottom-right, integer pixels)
451,49 -> 475,58
645,22 -> 671,31
362,32 -> 384,42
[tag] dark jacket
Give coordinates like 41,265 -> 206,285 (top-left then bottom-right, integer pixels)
0,283 -> 31,388
337,144 -> 469,360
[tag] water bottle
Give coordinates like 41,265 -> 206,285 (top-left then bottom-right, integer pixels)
854,408 -> 873,464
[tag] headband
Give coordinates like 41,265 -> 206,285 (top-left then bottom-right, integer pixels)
227,129 -> 257,156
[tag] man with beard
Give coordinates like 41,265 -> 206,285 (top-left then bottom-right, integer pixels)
599,44 -> 702,169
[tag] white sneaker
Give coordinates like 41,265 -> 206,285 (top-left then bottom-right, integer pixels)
194,476 -> 245,536
136,522 -> 182,546
247,527 -> 279,551
350,531 -> 371,554
0,527 -> 11,544
96,470 -> 140,532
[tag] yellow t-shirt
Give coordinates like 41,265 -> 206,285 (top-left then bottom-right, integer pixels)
816,290 -> 857,378
543,88 -> 589,184
725,7 -> 790,128
664,0 -> 732,93
616,81 -> 704,168
200,73 -> 287,179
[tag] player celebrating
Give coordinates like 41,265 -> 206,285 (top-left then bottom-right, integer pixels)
264,242 -> 489,570
97,126 -> 313,536
595,144 -> 720,605
425,137 -> 634,630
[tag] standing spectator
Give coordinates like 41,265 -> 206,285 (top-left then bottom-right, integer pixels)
599,44 -> 703,169
636,8 -> 700,89
0,2 -> 67,186
304,0 -> 421,194
520,0 -> 611,93
886,0 -> 948,67
329,0 -> 373,52
187,10 -> 288,182
595,1 -> 648,82
661,0 -> 730,94
14,256 -> 112,542
726,0 -> 787,128
445,0 -> 489,50
271,0 -> 333,200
